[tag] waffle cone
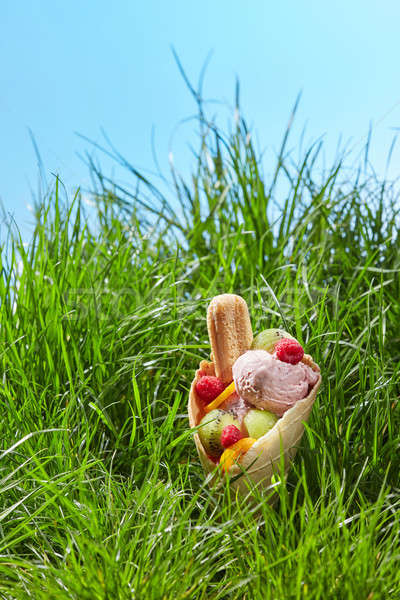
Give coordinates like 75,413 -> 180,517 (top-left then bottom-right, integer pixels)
188,354 -> 321,497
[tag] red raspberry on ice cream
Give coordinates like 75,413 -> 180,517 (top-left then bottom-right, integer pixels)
275,338 -> 304,364
221,425 -> 243,448
195,376 -> 226,405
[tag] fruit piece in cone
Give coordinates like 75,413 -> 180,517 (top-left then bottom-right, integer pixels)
251,328 -> 294,353
207,294 -> 253,383
197,409 -> 240,457
220,437 -> 257,472
244,409 -> 278,439
204,381 -> 236,413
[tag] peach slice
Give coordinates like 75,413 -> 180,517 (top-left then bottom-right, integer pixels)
219,437 -> 256,473
204,381 -> 236,414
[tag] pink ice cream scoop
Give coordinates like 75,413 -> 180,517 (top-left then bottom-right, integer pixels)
232,349 -> 319,416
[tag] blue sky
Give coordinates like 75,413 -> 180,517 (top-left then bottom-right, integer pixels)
1,1 -> 400,240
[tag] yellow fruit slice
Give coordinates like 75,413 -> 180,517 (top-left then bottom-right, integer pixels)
204,381 -> 236,414
219,437 -> 256,472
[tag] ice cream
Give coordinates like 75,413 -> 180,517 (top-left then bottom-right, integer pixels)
233,349 -> 319,417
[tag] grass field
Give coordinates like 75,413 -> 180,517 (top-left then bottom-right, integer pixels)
0,90 -> 399,599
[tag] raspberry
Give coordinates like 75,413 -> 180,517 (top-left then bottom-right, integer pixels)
195,376 -> 226,404
208,454 -> 220,464
275,338 -> 304,364
221,425 -> 242,448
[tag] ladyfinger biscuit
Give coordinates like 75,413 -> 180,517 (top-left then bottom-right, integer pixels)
206,294 -> 253,382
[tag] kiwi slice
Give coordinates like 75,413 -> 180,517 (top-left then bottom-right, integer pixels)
198,409 -> 240,456
251,328 -> 294,353
244,409 -> 278,439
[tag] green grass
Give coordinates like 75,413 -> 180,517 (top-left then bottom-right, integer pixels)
0,87 -> 399,599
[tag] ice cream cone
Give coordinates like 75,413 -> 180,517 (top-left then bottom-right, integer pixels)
188,354 -> 321,497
